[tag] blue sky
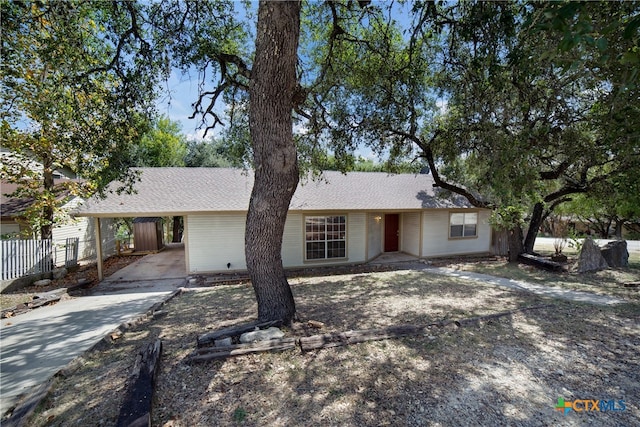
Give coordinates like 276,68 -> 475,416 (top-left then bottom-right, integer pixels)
155,1 -> 418,161
156,70 -> 217,141
156,71 -> 384,161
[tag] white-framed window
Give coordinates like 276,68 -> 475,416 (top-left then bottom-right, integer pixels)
449,212 -> 478,238
305,215 -> 347,260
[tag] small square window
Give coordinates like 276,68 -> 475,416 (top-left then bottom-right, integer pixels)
450,212 -> 478,238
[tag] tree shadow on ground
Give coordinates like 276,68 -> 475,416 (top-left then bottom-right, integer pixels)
25,269 -> 640,426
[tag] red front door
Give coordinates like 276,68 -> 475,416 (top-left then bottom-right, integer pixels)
384,214 -> 399,252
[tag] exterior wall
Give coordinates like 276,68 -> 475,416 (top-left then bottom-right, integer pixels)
186,214 -> 247,273
367,213 -> 383,260
53,198 -> 116,263
186,211 -> 369,273
400,212 -> 421,256
185,209 -> 493,274
421,209 -> 491,257
347,212 -> 367,262
0,221 -> 21,238
282,213 -> 304,267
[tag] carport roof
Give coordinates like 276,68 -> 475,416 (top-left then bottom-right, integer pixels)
72,167 -> 473,217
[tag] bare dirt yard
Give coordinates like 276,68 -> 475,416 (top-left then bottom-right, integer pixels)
21,256 -> 639,427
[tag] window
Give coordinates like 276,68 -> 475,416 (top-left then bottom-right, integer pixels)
450,212 -> 478,238
305,215 -> 346,260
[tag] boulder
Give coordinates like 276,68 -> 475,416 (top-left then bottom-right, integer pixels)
575,237 -> 609,273
33,279 -> 52,287
52,267 -> 67,280
240,327 -> 285,343
601,240 -> 629,268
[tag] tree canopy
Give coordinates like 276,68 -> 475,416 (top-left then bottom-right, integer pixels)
2,0 -> 638,321
298,0 -> 640,259
1,0 -> 164,237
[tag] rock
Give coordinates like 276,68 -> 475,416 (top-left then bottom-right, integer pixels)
33,279 -> 52,287
575,237 -> 609,273
600,240 -> 629,268
52,267 -> 67,280
215,337 -> 232,347
240,327 -> 285,343
307,320 -> 324,329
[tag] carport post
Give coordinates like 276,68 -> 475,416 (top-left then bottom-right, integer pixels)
94,217 -> 104,281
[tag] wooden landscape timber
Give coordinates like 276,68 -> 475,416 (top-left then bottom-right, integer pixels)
189,338 -> 298,362
189,305 -> 551,362
116,339 -> 162,427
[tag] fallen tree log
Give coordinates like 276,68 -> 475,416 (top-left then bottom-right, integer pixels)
1,289 -> 67,318
28,289 -> 67,309
518,253 -> 566,272
117,339 -> 162,427
197,319 -> 283,347
189,338 -> 297,363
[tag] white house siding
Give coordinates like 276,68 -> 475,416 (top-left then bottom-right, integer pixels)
401,212 -> 421,256
347,212 -> 367,263
186,214 -> 247,273
421,210 -> 491,257
54,198 -> 116,263
367,212 -> 383,260
186,211 -> 370,273
282,213 -> 304,267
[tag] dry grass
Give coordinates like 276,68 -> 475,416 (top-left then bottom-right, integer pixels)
24,267 -> 640,427
454,253 -> 640,302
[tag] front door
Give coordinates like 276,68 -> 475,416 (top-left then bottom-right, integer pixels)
384,214 -> 399,252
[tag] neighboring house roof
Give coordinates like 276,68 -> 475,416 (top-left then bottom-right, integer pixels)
1,182 -> 34,219
0,180 -> 82,219
73,167 -> 473,217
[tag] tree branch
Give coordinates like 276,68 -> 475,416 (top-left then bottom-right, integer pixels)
389,129 -> 492,209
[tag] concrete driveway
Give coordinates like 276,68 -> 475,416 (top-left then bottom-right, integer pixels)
0,244 -> 187,417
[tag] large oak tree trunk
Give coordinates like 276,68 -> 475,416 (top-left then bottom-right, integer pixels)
245,1 -> 301,324
523,202 -> 544,254
507,226 -> 524,263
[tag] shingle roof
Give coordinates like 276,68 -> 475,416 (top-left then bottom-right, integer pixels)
1,179 -> 82,218
72,167 -> 472,217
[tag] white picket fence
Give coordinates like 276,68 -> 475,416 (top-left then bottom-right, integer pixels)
1,238 -> 79,281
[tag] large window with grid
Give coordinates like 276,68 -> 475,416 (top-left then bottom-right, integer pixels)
449,212 -> 478,238
305,215 -> 347,260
